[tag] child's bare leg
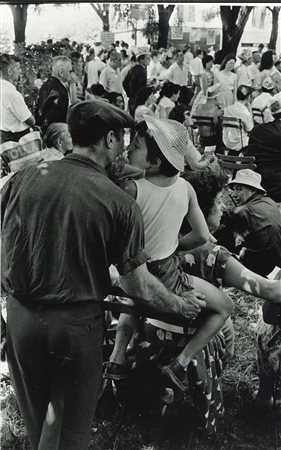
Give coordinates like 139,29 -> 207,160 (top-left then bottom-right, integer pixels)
176,277 -> 232,367
162,277 -> 232,389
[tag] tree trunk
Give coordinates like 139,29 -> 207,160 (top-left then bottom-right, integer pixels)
157,5 -> 175,49
220,6 -> 253,59
268,7 -> 280,50
9,4 -> 28,45
90,3 -> 110,32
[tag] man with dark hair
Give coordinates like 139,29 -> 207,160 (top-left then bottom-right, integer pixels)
245,95 -> 281,202
123,47 -> 150,117
35,55 -> 73,132
2,101 -> 204,450
0,53 -> 35,143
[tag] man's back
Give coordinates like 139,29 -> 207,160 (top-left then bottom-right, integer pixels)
86,58 -> 106,87
35,76 -> 69,130
1,154 -> 143,304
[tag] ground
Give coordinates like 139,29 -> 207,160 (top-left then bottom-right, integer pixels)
1,288 -> 280,450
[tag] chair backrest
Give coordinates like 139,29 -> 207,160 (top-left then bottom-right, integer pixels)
222,116 -> 245,149
217,154 -> 256,171
252,107 -> 265,124
192,115 -> 215,135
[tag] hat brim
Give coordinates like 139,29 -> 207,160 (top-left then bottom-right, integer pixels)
228,180 -> 266,193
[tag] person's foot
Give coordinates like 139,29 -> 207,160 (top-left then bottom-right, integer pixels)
252,390 -> 273,408
103,361 -> 128,380
161,360 -> 189,392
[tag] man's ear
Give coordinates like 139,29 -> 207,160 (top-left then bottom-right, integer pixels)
105,130 -> 115,148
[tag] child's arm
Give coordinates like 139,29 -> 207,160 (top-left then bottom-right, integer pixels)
177,183 -> 209,251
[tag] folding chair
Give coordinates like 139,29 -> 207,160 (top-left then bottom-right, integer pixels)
216,154 -> 256,172
252,107 -> 265,125
191,115 -> 219,149
222,116 -> 246,154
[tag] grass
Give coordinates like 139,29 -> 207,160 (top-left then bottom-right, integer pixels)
1,289 -> 279,450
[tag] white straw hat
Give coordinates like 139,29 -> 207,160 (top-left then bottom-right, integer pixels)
144,115 -> 188,172
228,169 -> 266,192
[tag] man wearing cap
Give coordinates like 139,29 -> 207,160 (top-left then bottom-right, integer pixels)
251,76 -> 275,124
1,101 -> 206,450
222,84 -> 254,154
245,95 -> 281,202
123,47 -> 150,117
228,169 -> 281,276
0,54 -> 36,143
236,49 -> 253,88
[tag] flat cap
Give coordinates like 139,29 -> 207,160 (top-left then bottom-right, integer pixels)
67,100 -> 135,147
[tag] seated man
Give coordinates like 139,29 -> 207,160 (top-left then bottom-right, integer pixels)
227,169 -> 281,277
222,85 -> 254,155
245,95 -> 281,203
193,84 -> 223,150
251,77 -> 275,124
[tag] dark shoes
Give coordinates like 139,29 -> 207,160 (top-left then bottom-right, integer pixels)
161,359 -> 189,392
103,361 -> 128,380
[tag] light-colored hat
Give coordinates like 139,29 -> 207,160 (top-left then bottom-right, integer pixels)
228,169 -> 266,192
135,46 -> 150,58
206,82 -> 220,99
239,48 -> 252,62
269,94 -> 281,115
144,115 -> 188,172
262,76 -> 274,91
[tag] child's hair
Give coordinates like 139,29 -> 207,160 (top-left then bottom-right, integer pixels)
202,54 -> 213,69
183,171 -> 227,218
135,121 -> 179,177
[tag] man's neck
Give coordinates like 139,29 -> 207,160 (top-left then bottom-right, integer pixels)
0,75 -> 13,85
72,146 -> 106,168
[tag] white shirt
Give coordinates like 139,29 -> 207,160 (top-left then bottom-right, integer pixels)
236,64 -> 252,87
183,51 -> 194,67
165,62 -> 189,86
190,57 -> 204,77
223,102 -> 254,151
252,92 -> 274,124
99,66 -> 123,93
0,79 -> 31,132
147,60 -> 162,80
86,58 -> 106,87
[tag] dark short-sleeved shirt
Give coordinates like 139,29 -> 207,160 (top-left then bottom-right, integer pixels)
1,154 -> 149,304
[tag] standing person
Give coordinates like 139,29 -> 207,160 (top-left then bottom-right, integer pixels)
255,50 -> 281,92
147,50 -> 162,82
85,47 -> 106,88
1,101 -> 205,450
165,49 -> 191,107
35,55 -> 73,133
99,52 -> 123,94
190,49 -> 204,98
123,47 -> 150,117
248,51 -> 261,85
214,54 -> 238,108
183,44 -> 194,71
236,48 -> 253,87
0,54 -> 35,143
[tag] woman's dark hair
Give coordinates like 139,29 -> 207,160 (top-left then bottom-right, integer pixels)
202,54 -> 213,69
168,104 -> 187,123
259,50 -> 274,71
183,171 -> 227,218
86,83 -> 105,97
135,121 -> 179,177
107,91 -> 124,105
70,51 -> 82,62
120,49 -> 127,58
157,82 -> 180,104
220,53 -> 236,71
135,87 -> 153,106
213,50 -> 224,66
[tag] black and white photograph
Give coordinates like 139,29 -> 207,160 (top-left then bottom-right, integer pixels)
0,2 -> 281,449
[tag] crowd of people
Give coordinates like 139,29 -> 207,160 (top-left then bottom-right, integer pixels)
0,38 -> 281,450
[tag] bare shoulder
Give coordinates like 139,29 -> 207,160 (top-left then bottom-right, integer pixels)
122,180 -> 137,199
